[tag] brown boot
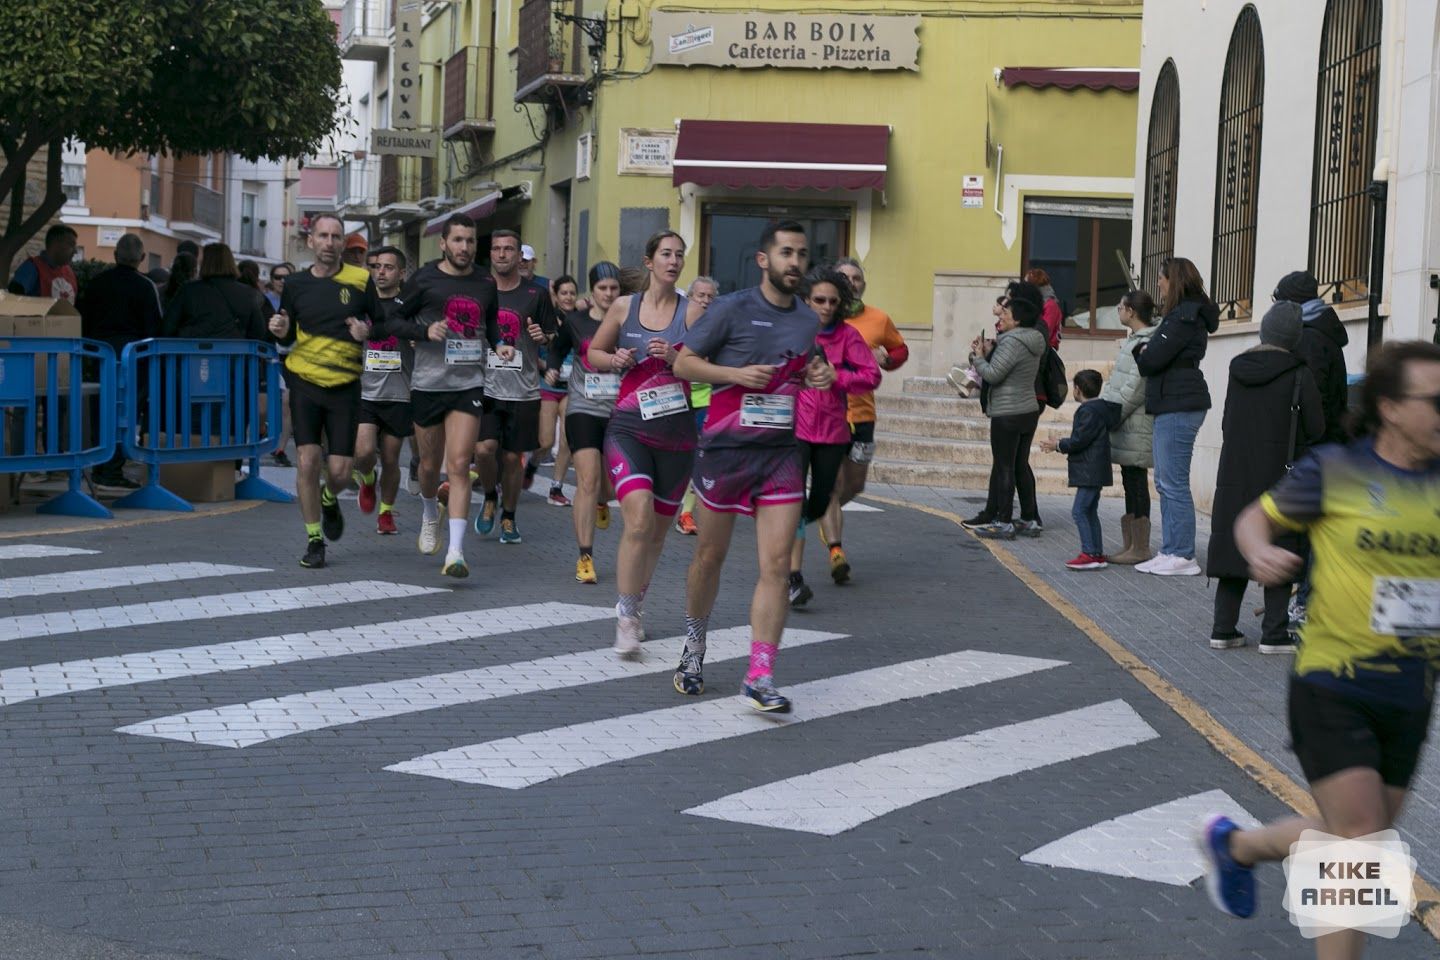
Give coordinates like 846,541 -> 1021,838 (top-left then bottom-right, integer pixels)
1113,514 -> 1133,561
1111,515 -> 1152,565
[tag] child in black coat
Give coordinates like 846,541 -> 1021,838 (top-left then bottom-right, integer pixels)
1040,369 -> 1113,569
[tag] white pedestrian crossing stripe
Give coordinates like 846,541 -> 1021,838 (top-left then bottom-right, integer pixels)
684,700 -> 1159,835
0,545 -> 101,561
0,581 -> 445,642
118,627 -> 846,747
0,602 -> 613,707
1020,789 -> 1260,886
388,650 -> 1066,789
1,562 -> 268,599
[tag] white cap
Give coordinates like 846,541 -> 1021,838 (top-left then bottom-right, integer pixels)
521,244 -> 536,261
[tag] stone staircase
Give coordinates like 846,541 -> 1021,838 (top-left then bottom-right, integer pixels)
870,360 -> 1124,496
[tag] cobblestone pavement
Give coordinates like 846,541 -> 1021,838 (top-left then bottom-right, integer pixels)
0,482 -> 1433,959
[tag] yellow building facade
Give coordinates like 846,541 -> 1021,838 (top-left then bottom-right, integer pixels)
358,0 -> 1142,371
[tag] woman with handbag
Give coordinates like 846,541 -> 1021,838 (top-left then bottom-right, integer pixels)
1205,302 -> 1323,652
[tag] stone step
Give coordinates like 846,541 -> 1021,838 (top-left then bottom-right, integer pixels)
878,413 -> 1071,444
877,391 -> 1074,423
874,432 -> 1071,470
868,459 -> 1122,497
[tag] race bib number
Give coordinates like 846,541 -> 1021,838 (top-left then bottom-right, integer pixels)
739,393 -> 795,429
560,357 -> 574,381
582,372 -> 620,400
444,339 -> 485,365
364,349 -> 402,372
1371,578 -> 1440,637
487,348 -> 523,371
638,381 -> 688,420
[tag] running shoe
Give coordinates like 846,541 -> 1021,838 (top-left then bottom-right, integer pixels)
595,504 -> 610,530
442,553 -> 469,579
523,457 -> 539,489
547,486 -> 571,507
437,481 -> 450,507
1149,555 -> 1202,577
321,496 -> 345,542
828,545 -> 850,584
499,518 -> 522,544
354,471 -> 377,514
417,517 -> 441,555
973,521 -> 1016,540
960,513 -> 993,530
271,451 -> 292,468
1015,519 -> 1044,538
788,578 -> 813,606
1135,553 -> 1171,574
1064,553 -> 1108,570
376,511 -> 398,535
614,606 -> 643,659
675,512 -> 697,536
1209,630 -> 1247,650
673,649 -> 704,696
1197,815 -> 1256,919
743,675 -> 792,714
474,498 -> 497,535
575,555 -> 597,584
299,538 -> 326,569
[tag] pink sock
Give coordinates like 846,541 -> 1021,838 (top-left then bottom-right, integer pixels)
745,641 -> 778,683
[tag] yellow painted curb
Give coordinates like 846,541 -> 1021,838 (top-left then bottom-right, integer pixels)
0,499 -> 262,540
864,492 -> 1440,941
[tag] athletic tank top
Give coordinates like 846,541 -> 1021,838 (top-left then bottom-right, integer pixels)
607,293 -> 695,451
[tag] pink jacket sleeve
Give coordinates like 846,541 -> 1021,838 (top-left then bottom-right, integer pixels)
834,325 -> 883,395
1042,300 -> 1062,348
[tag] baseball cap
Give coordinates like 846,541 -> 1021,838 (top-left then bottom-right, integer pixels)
344,233 -> 369,253
521,244 -> 536,261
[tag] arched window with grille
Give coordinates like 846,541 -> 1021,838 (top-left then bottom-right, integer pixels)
1212,6 -> 1265,320
1140,61 -> 1180,296
1309,0 -> 1382,305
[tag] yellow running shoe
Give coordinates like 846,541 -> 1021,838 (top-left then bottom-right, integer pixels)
575,554 -> 597,584
596,503 -> 610,530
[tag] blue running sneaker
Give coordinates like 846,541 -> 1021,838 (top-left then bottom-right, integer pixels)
743,676 -> 791,714
1197,814 -> 1256,918
673,649 -> 704,696
474,498 -> 497,535
499,518 -> 522,544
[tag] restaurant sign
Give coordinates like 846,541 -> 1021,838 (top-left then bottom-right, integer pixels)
651,11 -> 920,71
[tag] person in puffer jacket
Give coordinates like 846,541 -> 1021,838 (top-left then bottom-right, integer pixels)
1274,270 -> 1350,446
788,267 -> 882,606
1099,289 -> 1158,565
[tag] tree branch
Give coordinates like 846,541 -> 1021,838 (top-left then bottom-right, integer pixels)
0,140 -> 66,283
0,120 -> 60,209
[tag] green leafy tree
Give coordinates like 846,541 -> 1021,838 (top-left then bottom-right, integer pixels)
0,0 -> 346,279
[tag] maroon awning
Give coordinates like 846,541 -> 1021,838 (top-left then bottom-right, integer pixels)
1000,67 -> 1139,92
672,120 -> 890,191
423,190 -> 500,237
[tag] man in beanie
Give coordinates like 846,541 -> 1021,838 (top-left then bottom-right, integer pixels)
1204,300 -> 1324,652
1274,270 -> 1348,445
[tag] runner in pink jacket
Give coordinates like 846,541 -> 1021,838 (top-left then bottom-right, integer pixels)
789,267 -> 882,607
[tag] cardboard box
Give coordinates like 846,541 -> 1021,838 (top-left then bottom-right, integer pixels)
157,460 -> 236,503
0,293 -> 84,390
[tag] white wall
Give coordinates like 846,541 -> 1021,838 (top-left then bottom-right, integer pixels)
225,158 -> 291,266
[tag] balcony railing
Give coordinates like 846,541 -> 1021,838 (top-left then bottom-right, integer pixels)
171,182 -> 224,235
516,0 -> 586,103
339,0 -> 390,61
443,46 -> 497,140
379,155 -> 435,211
337,157 -> 381,213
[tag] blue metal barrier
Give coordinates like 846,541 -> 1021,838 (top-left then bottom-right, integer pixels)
117,338 -> 294,511
0,337 -> 117,518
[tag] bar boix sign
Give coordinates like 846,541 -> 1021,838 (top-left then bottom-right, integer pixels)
651,10 -> 920,71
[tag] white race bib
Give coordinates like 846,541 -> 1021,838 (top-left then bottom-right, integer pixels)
560,356 -> 574,381
444,339 -> 485,365
582,372 -> 620,400
364,349 -> 402,372
1371,578 -> 1440,637
739,393 -> 795,429
637,381 -> 688,420
487,348 -> 523,371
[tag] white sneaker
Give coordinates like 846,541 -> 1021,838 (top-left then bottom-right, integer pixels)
613,605 -> 643,660
1151,555 -> 1202,577
417,517 -> 441,555
1135,553 -> 1168,574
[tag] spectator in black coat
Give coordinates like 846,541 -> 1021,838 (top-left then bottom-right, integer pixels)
1274,270 -> 1350,445
77,233 -> 163,489
1206,302 -> 1324,653
164,243 -> 268,340
1040,369 -> 1113,569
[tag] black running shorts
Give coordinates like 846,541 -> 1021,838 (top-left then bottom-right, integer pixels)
565,412 -> 609,453
480,399 -> 541,453
411,388 -> 488,429
288,375 -> 360,457
1288,676 -> 1433,788
359,400 -> 414,439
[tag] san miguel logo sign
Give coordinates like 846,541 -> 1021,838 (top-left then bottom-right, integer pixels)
651,11 -> 921,71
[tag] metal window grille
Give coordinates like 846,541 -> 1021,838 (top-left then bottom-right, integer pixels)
1140,61 -> 1180,296
1308,0 -> 1382,305
1211,6 -> 1265,321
